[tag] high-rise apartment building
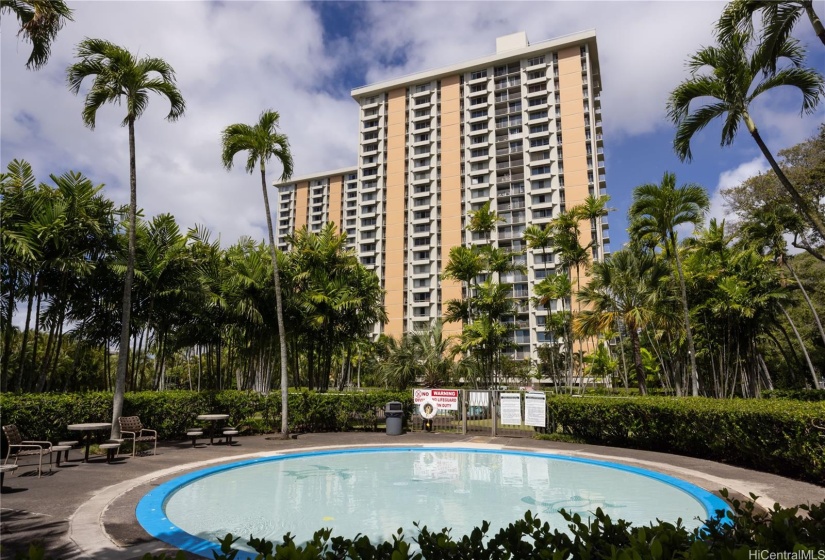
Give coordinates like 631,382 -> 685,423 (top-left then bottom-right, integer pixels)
276,30 -> 609,361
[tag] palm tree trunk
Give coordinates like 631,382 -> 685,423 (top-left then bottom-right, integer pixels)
747,118 -> 825,243
785,260 -> 825,349
780,304 -> 819,388
670,234 -> 699,396
260,163 -> 289,438
15,273 -> 35,392
27,282 -> 42,392
111,116 -> 137,439
1,269 -> 17,389
802,0 -> 825,46
629,327 -> 647,395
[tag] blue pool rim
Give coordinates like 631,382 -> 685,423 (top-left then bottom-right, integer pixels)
136,446 -> 732,559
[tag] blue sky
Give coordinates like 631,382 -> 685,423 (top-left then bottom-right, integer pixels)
2,1 -> 823,250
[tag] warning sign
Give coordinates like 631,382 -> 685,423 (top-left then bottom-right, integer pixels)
412,389 -> 459,411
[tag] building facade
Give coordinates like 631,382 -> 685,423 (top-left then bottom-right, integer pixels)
275,30 -> 609,361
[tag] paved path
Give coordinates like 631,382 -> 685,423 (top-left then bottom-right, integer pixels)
1,432 -> 822,559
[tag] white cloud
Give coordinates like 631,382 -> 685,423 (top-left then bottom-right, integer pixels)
2,0 -> 819,252
708,156 -> 770,225
2,1 -> 353,245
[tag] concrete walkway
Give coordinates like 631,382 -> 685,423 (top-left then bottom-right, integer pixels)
1,431 -> 822,559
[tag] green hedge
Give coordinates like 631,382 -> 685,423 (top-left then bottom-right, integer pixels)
3,390 -> 823,483
762,389 -> 825,401
546,395 -> 825,484
0,390 -> 414,443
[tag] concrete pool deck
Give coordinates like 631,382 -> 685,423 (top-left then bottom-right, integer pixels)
1,431 -> 823,559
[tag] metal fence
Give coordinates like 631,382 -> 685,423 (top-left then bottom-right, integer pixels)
409,390 -> 542,438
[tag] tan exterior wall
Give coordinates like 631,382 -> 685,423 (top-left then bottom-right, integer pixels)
295,181 -> 309,231
558,46 -> 594,347
439,75 -> 463,338
384,88 -> 407,339
328,175 -> 343,233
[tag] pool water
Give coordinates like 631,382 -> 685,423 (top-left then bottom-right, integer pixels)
138,448 -> 728,558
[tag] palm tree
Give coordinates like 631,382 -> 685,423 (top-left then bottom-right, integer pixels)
467,201 -> 503,241
573,194 -> 614,262
67,39 -> 185,437
667,30 -> 825,241
576,249 -> 672,395
629,172 -> 709,396
410,321 -> 454,388
739,205 -> 825,351
221,110 -> 293,436
1,0 -> 73,69
717,0 -> 825,58
534,273 -> 573,390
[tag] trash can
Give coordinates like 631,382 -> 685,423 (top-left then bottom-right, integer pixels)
385,401 -> 404,436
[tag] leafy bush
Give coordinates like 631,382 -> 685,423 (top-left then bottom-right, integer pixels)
0,390 -> 414,444
762,389 -> 825,401
545,395 -> 825,483
16,492 -> 825,559
133,491 -> 823,560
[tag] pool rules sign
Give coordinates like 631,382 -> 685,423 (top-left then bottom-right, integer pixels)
524,392 -> 547,427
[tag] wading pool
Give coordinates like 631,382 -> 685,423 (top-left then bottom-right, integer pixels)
137,447 -> 728,558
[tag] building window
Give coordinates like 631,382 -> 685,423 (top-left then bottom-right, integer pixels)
470,69 -> 487,80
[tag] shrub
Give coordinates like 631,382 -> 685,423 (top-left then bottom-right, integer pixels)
132,491 -> 823,560
762,389 -> 825,401
0,390 -> 414,443
545,395 -> 825,483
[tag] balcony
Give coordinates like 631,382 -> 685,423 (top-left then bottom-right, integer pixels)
496,173 -> 524,184
497,185 -> 525,197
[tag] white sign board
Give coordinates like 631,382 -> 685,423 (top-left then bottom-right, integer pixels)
524,391 -> 547,428
468,391 -> 489,407
413,389 -> 459,411
499,392 -> 522,425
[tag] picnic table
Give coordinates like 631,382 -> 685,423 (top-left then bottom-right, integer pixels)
67,422 -> 112,462
196,414 -> 229,444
